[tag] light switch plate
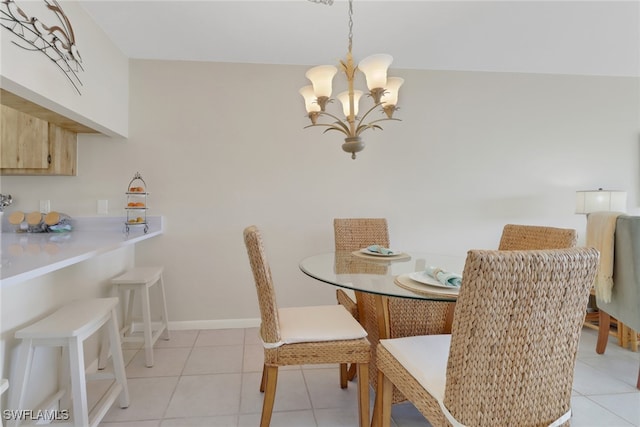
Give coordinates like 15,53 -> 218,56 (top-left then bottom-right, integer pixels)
97,199 -> 108,215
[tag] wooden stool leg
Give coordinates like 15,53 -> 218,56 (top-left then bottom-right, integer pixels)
8,339 -> 35,427
68,337 -> 89,427
140,287 -> 154,367
158,275 -> 170,340
108,307 -> 130,408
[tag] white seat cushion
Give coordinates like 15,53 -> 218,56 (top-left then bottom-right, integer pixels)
380,335 -> 451,402
275,305 -> 367,346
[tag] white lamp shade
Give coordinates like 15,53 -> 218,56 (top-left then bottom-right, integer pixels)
299,85 -> 321,113
575,189 -> 627,214
358,54 -> 393,90
305,65 -> 337,98
337,90 -> 363,117
380,77 -> 404,106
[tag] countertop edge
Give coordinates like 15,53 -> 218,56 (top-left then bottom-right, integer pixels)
1,216 -> 163,288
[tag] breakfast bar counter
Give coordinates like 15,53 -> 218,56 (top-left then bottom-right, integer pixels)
1,216 -> 164,411
1,216 -> 163,287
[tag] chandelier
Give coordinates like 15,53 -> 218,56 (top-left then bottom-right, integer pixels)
299,0 -> 403,159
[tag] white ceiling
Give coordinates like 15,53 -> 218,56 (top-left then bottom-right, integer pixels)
78,0 -> 640,77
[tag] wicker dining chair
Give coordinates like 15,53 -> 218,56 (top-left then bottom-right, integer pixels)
334,218 -> 390,384
243,226 -> 371,427
375,247 -> 600,427
334,218 -> 390,318
333,218 -> 454,405
498,223 -> 578,250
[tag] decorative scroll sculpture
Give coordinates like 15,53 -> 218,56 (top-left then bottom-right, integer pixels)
1,0 -> 83,94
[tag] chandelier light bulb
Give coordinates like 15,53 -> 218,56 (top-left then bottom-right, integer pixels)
299,85 -> 321,113
380,77 -> 404,118
305,65 -> 337,98
380,77 -> 404,107
337,90 -> 363,117
358,54 -> 393,91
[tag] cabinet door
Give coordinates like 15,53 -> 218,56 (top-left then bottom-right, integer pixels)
0,104 -> 49,169
1,109 -> 77,176
47,123 -> 77,175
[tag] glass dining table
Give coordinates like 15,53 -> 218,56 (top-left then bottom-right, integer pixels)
300,250 -> 467,426
299,250 -> 467,340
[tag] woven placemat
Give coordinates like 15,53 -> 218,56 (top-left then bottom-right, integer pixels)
351,250 -> 411,262
394,273 -> 460,298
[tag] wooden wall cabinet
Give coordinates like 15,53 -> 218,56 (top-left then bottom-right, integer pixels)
1,104 -> 77,176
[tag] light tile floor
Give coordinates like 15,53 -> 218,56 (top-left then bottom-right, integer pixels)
93,326 -> 640,427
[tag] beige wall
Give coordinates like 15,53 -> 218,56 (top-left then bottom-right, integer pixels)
3,60 -> 639,326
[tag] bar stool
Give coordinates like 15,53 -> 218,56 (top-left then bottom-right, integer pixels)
106,266 -> 170,367
8,298 -> 129,427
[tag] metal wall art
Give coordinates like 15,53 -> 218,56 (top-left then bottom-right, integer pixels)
1,0 -> 83,94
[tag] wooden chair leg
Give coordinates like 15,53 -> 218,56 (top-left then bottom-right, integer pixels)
347,362 -> 357,380
260,365 -> 278,427
340,363 -> 348,388
637,363 -> 640,390
630,327 -> 638,352
356,363 -> 369,427
621,323 -> 629,349
339,362 -> 358,387
372,369 -> 393,427
260,363 -> 267,392
597,310 -> 611,354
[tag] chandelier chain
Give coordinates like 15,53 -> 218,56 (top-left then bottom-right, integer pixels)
347,0 -> 353,54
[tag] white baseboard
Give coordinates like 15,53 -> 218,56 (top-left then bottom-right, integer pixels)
125,318 -> 260,335
168,318 -> 261,330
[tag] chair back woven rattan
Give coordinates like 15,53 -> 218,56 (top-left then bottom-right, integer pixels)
243,225 -> 371,427
244,225 -> 281,346
498,224 -> 577,250
376,247 -> 599,427
334,218 -> 390,251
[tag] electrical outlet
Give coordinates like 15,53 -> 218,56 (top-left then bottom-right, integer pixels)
39,200 -> 50,213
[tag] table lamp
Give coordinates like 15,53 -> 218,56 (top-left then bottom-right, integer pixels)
575,188 -> 627,214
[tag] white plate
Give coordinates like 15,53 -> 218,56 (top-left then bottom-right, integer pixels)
360,248 -> 400,257
409,271 -> 459,289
